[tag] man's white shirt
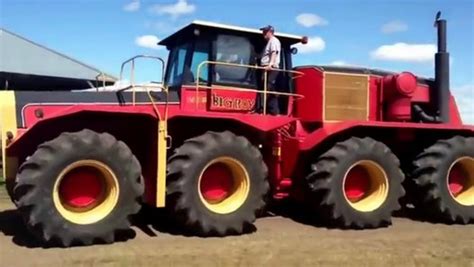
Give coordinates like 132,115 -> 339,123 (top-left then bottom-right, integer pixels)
261,36 -> 281,68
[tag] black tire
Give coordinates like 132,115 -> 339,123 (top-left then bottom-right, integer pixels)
13,129 -> 144,247
306,137 -> 405,228
5,177 -> 16,204
409,136 -> 474,224
166,131 -> 269,236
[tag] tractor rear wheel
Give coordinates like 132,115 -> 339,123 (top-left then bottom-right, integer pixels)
13,129 -> 144,246
306,137 -> 405,228
166,131 -> 269,236
409,136 -> 474,224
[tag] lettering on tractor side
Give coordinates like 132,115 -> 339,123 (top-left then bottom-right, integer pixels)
211,94 -> 255,111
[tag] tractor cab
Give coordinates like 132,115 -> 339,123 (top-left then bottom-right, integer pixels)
158,21 -> 306,114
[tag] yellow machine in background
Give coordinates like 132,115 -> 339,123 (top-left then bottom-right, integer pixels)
0,91 -> 17,180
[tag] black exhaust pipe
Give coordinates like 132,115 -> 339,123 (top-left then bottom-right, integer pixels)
433,11 -> 450,123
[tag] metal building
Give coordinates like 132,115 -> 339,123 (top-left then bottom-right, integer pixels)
0,28 -> 116,90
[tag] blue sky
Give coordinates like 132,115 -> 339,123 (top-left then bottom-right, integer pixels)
1,0 -> 473,122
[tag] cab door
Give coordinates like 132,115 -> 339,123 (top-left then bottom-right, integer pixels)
207,34 -> 258,113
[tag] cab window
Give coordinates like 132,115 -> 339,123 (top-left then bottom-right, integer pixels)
214,35 -> 255,86
189,40 -> 210,84
166,43 -> 189,87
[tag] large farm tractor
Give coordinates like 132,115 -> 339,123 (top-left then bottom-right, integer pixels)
0,14 -> 473,247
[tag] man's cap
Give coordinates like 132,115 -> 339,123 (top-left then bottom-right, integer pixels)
260,25 -> 275,33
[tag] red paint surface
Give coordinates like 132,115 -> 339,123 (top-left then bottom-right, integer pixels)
300,121 -> 474,151
59,167 -> 103,208
200,163 -> 233,202
369,77 -> 380,121
344,166 -> 370,201
384,73 -> 417,97
181,86 -> 208,111
448,164 -> 465,196
294,67 -> 324,122
411,85 -> 430,102
382,73 -> 418,122
395,73 -> 417,95
386,97 -> 413,121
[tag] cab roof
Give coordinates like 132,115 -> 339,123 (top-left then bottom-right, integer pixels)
159,20 -> 304,47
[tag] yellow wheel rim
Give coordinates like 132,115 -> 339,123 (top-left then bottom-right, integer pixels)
198,157 -> 250,214
342,160 -> 389,212
53,160 -> 119,225
447,156 -> 474,206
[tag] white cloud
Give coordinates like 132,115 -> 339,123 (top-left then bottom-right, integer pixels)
294,36 -> 326,54
135,35 -> 162,50
452,84 -> 474,124
123,0 -> 140,12
381,20 -> 408,34
371,43 -> 436,63
149,0 -> 196,18
327,61 -> 369,68
330,60 -> 348,66
296,13 -> 328,27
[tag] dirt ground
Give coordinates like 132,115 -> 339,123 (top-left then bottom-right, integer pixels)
0,186 -> 473,267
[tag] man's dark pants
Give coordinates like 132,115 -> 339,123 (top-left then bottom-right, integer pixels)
256,70 -> 279,115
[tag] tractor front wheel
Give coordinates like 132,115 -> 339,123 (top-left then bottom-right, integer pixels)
166,131 -> 269,236
13,130 -> 144,246
306,137 -> 405,228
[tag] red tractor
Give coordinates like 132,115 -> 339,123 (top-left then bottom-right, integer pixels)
1,14 -> 473,247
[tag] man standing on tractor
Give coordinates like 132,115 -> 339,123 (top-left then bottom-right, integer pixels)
258,25 -> 281,115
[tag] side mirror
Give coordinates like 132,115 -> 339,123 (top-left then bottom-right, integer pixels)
291,47 -> 298,55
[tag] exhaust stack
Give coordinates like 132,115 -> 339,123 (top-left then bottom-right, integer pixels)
433,12 -> 450,123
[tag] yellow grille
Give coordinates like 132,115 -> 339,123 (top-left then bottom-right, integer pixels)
324,72 -> 370,121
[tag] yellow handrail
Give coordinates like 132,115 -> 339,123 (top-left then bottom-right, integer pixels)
195,61 -> 304,115
146,85 -> 168,121
144,84 -> 169,207
119,55 -> 166,106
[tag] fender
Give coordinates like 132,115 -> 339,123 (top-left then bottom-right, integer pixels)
18,104 -> 297,142
300,121 -> 474,151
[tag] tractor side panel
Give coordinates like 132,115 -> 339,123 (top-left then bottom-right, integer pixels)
181,87 -> 208,111
294,67 -> 324,122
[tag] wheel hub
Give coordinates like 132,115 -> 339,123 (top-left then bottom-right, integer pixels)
344,166 -> 370,202
59,167 -> 104,209
448,157 -> 474,206
198,157 -> 250,214
53,160 -> 119,224
343,160 -> 389,212
200,163 -> 234,202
